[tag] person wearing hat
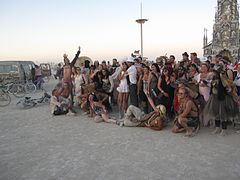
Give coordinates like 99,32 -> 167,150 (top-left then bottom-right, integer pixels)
182,52 -> 189,61
117,88 -> 167,131
126,56 -> 138,107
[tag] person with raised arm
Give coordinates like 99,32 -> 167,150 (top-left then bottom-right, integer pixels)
61,46 -> 81,106
117,88 -> 167,131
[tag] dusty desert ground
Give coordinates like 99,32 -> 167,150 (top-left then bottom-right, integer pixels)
0,78 -> 240,180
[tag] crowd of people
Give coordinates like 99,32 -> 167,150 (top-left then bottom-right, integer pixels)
50,47 -> 240,137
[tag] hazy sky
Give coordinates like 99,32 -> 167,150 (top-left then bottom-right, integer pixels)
0,0 -> 217,63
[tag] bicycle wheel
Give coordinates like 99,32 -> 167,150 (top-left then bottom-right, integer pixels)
0,91 -> 11,107
25,82 -> 36,94
12,84 -> 26,98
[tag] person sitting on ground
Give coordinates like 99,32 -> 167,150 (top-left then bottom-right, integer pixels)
117,88 -> 167,131
88,91 -> 116,123
172,87 -> 200,137
54,82 -> 76,115
50,89 -> 69,116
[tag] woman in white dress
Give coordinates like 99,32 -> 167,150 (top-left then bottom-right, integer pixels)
74,67 -> 87,105
117,62 -> 129,118
197,63 -> 211,102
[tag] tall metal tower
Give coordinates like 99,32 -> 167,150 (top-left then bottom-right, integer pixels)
136,3 -> 148,57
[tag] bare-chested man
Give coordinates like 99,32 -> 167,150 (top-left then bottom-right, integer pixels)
172,87 -> 200,137
62,46 -> 81,104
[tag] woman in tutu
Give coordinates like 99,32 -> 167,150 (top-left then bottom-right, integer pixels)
203,64 -> 239,135
117,62 -> 129,119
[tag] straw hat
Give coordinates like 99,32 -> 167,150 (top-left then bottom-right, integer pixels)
156,105 -> 166,115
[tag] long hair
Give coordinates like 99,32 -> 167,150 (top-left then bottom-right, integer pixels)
151,63 -> 160,73
213,70 -> 227,101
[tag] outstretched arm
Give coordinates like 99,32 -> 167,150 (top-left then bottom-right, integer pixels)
144,89 -> 158,113
70,46 -> 81,66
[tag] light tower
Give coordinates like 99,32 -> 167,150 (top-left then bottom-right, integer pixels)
136,3 -> 148,57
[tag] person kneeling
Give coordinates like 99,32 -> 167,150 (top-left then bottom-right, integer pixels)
172,87 -> 200,137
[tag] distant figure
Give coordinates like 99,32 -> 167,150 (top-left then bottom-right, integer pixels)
34,65 -> 43,89
55,63 -> 63,80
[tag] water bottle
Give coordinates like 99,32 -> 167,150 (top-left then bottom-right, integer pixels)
151,89 -> 157,97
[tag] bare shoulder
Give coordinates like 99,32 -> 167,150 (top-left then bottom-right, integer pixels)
186,99 -> 194,106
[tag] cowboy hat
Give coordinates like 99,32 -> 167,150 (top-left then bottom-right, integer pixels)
126,56 -> 135,63
156,105 -> 166,115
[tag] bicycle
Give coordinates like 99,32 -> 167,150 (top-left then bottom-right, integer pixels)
16,91 -> 51,108
17,80 -> 36,94
1,81 -> 26,98
24,80 -> 36,93
0,87 -> 11,107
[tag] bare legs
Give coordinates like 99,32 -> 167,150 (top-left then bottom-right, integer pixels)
178,117 -> 194,137
118,92 -> 129,119
118,92 -> 123,119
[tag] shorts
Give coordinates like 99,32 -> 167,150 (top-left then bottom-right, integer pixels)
176,117 -> 199,128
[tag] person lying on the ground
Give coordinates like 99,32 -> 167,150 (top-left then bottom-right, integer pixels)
117,88 -> 167,130
88,91 -> 116,123
171,87 -> 200,137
